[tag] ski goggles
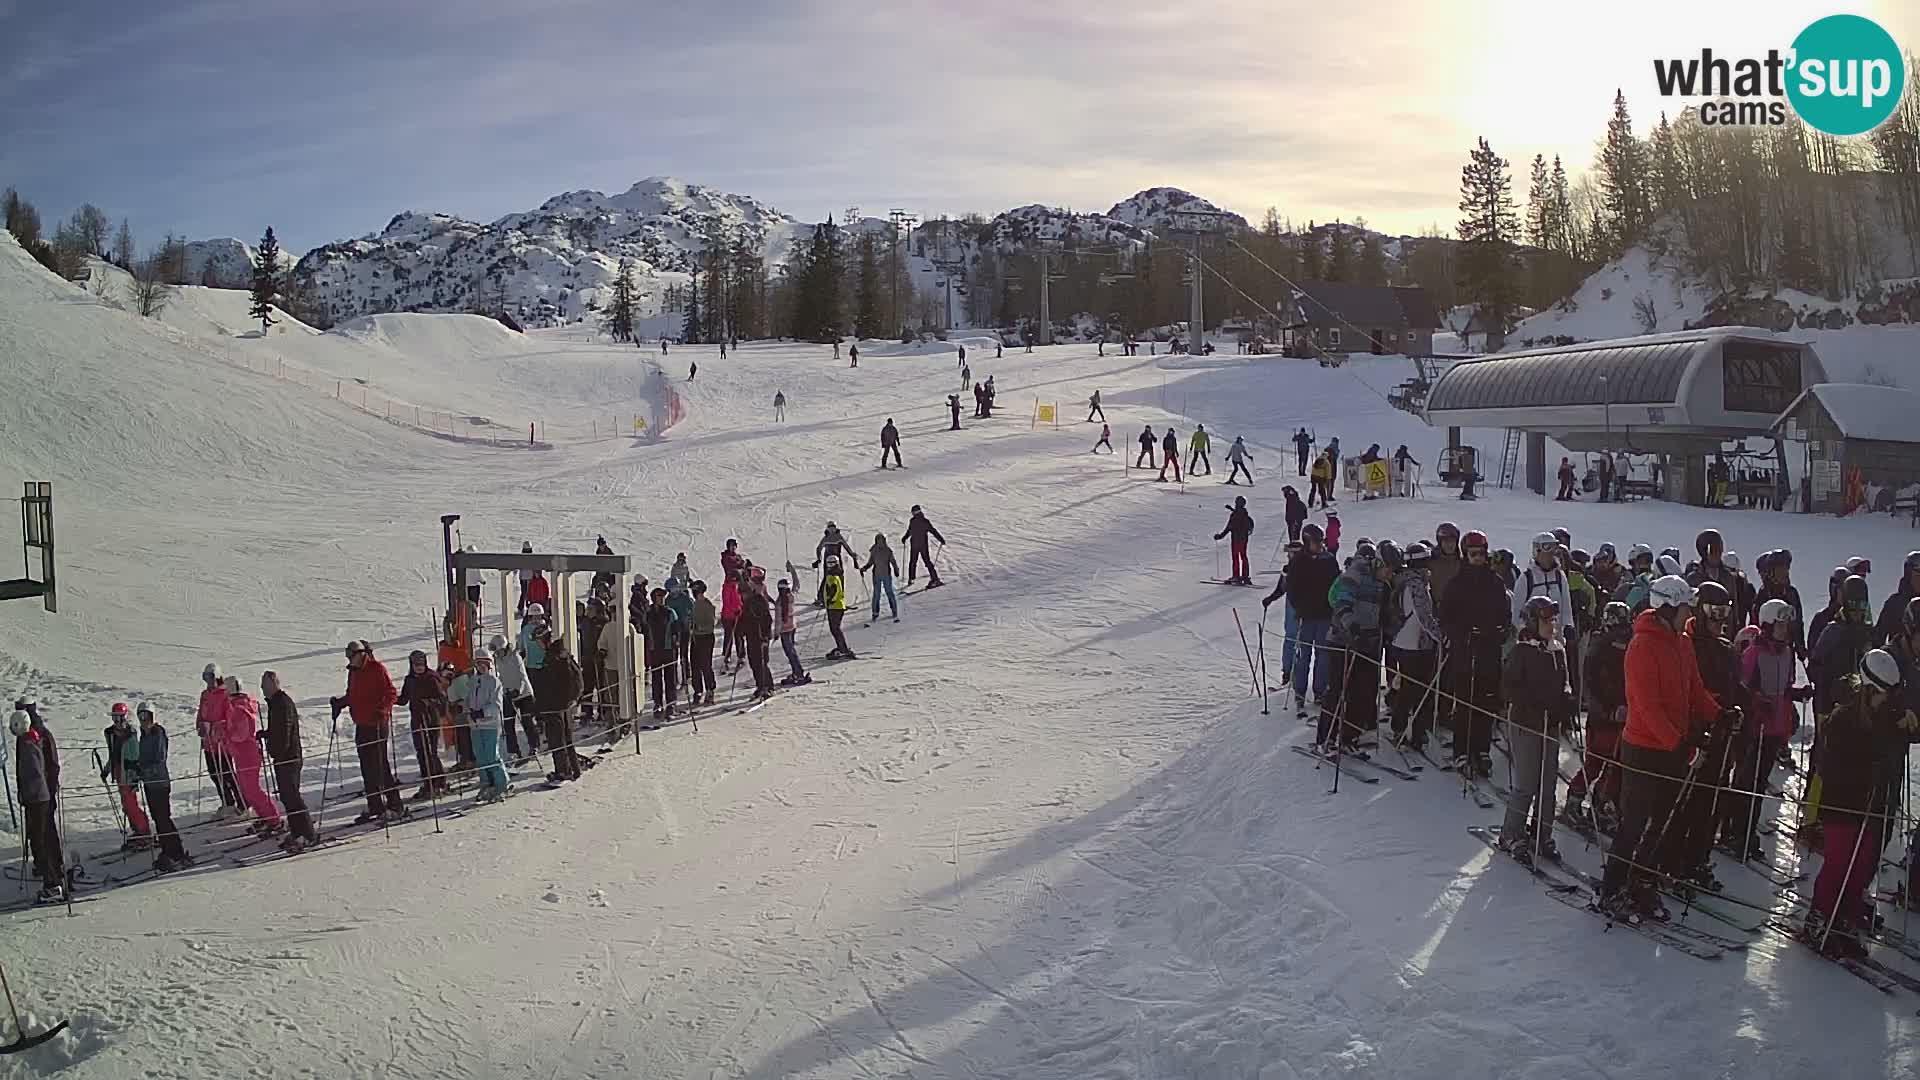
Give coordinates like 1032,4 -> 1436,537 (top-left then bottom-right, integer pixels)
1698,602 -> 1732,622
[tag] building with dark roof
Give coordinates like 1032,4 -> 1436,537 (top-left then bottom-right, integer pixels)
1280,281 -> 1441,357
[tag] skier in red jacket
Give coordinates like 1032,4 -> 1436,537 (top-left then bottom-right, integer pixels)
1597,576 -> 1736,924
330,641 -> 407,824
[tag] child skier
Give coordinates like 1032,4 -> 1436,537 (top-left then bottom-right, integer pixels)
822,555 -> 857,660
776,579 -> 810,685
467,653 -> 510,801
1092,423 -> 1112,454
1567,602 -> 1632,834
101,703 -> 153,848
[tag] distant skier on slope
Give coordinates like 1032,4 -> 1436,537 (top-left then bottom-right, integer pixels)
814,522 -> 853,605
1087,390 -> 1105,423
1135,425 -> 1156,469
776,579 -> 811,686
1293,428 -> 1314,476
1225,436 -> 1253,486
949,394 -> 962,431
822,555 -> 857,660
1158,428 -> 1182,482
859,533 -> 901,623
1092,422 -> 1112,454
741,568 -> 777,699
1188,424 -> 1211,476
880,418 -> 902,469
330,641 -> 407,824
689,360 -> 697,381
774,390 -> 787,422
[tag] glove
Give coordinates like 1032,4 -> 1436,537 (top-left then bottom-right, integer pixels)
1789,685 -> 1814,702
1900,710 -> 1920,734
256,730 -> 269,743
1685,726 -> 1711,751
1718,706 -> 1744,729
330,697 -> 345,720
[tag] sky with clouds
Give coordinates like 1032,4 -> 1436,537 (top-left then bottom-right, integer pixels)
1,0 -> 1914,253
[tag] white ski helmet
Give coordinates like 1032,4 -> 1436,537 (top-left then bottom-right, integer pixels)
1648,575 -> 1696,611
1862,648 -> 1902,693
7,710 -> 27,736
1628,543 -> 1654,563
1758,599 -> 1795,626
525,603 -> 545,619
1655,554 -> 1683,577
1531,531 -> 1558,552
1723,551 -> 1742,573
489,635 -> 508,652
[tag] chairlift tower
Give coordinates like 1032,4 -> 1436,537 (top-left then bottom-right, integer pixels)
1166,210 -> 1227,352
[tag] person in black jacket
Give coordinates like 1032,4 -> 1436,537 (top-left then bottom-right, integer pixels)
535,625 -> 585,781
1280,523 -> 1340,717
741,570 -> 777,700
902,506 -> 946,589
1501,596 -> 1576,863
1441,531 -> 1510,776
880,418 -> 902,469
1135,425 -> 1157,469
948,394 -> 962,431
1567,602 -> 1631,833
642,586 -> 679,724
394,651 -> 450,800
1281,486 -> 1308,543
1812,576 -> 1873,719
12,709 -> 65,901
1804,655 -> 1913,958
1666,582 -> 1744,889
1873,552 -> 1920,647
1157,428 -> 1182,483
1807,566 -> 1849,669
1754,550 -> 1806,659
1214,497 -> 1254,585
101,704 -> 154,848
1292,428 -> 1314,476
261,671 -> 319,849
135,704 -> 193,870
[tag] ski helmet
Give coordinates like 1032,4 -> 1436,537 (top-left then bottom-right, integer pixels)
1301,522 -> 1326,544
1600,601 -> 1633,632
1903,597 -> 1920,637
1757,599 -> 1795,626
1628,543 -> 1654,566
1552,528 -> 1571,548
1436,521 -> 1460,544
1531,531 -> 1558,553
1405,541 -> 1432,567
1828,566 -> 1851,600
1847,556 -> 1872,576
7,710 -> 26,736
525,603 -> 546,619
1695,529 -> 1723,559
202,662 -> 219,681
409,649 -> 428,663
1735,624 -> 1761,648
1595,542 -> 1618,564
1693,580 -> 1733,619
1842,574 -> 1870,610
1494,548 -> 1516,567
1462,529 -> 1489,552
136,702 -> 154,720
1722,552 -> 1742,573
489,635 -> 507,652
1656,554 -> 1683,577
1327,508 -> 1340,519
1862,648 -> 1903,693
222,675 -> 242,696
1354,539 -> 1376,561
1523,595 -> 1561,622
1568,548 -> 1592,570
1661,547 -> 1682,562
111,702 -> 129,719
1377,539 -> 1405,570
1906,551 -> 1920,576
911,505 -> 923,515
1649,575 -> 1696,611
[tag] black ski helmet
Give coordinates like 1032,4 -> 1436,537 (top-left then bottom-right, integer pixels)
1601,601 -> 1633,633
1436,521 -> 1461,545
1377,539 -> 1405,570
1405,541 -> 1432,567
1842,574 -> 1870,609
1693,580 -> 1733,615
1906,551 -> 1920,576
1523,595 -> 1561,622
1552,527 -> 1571,548
1695,529 -> 1723,559
1301,522 -> 1326,544
1568,548 -> 1592,570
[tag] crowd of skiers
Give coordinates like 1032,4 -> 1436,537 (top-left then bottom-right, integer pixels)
1246,505 -> 1920,955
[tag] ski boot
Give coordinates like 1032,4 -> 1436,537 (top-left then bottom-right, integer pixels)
383,806 -> 413,824
352,810 -> 382,826
1497,833 -> 1535,867
1686,862 -> 1723,894
1593,799 -> 1620,836
36,882 -> 67,905
279,835 -> 309,855
1472,754 -> 1494,780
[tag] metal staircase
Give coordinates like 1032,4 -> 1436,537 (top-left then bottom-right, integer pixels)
1498,428 -> 1523,490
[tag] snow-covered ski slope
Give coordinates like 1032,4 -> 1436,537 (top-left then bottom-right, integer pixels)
4,228 -> 1920,1077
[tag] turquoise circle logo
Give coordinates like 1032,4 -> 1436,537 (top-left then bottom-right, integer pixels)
1786,15 -> 1906,136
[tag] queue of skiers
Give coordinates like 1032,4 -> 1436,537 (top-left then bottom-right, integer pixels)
1253,515 -> 1920,955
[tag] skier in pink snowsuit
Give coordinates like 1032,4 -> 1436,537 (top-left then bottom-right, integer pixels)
222,677 -> 283,831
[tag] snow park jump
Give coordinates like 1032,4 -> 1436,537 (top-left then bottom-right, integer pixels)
7,7 -> 1920,1071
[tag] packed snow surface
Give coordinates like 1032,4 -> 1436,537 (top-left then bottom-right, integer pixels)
3,229 -> 1920,1078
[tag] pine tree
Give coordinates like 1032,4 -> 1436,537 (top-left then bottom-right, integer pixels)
683,271 -> 702,343
1525,155 -> 1551,247
1299,226 -> 1323,280
1548,157 -> 1574,255
1324,223 -> 1351,281
602,257 -> 638,342
113,218 -> 134,270
791,221 -> 845,341
1357,233 -> 1387,286
249,227 -> 280,332
854,232 -> 882,339
1598,89 -> 1653,251
1649,112 -> 1688,222
1456,137 -> 1521,350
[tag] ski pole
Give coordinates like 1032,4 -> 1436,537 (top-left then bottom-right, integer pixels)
92,749 -> 127,841
1231,609 -> 1258,698
316,720 -> 339,833
0,758 -> 14,831
1257,618 -> 1269,717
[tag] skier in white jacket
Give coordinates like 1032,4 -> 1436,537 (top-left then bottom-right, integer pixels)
490,635 -> 540,762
